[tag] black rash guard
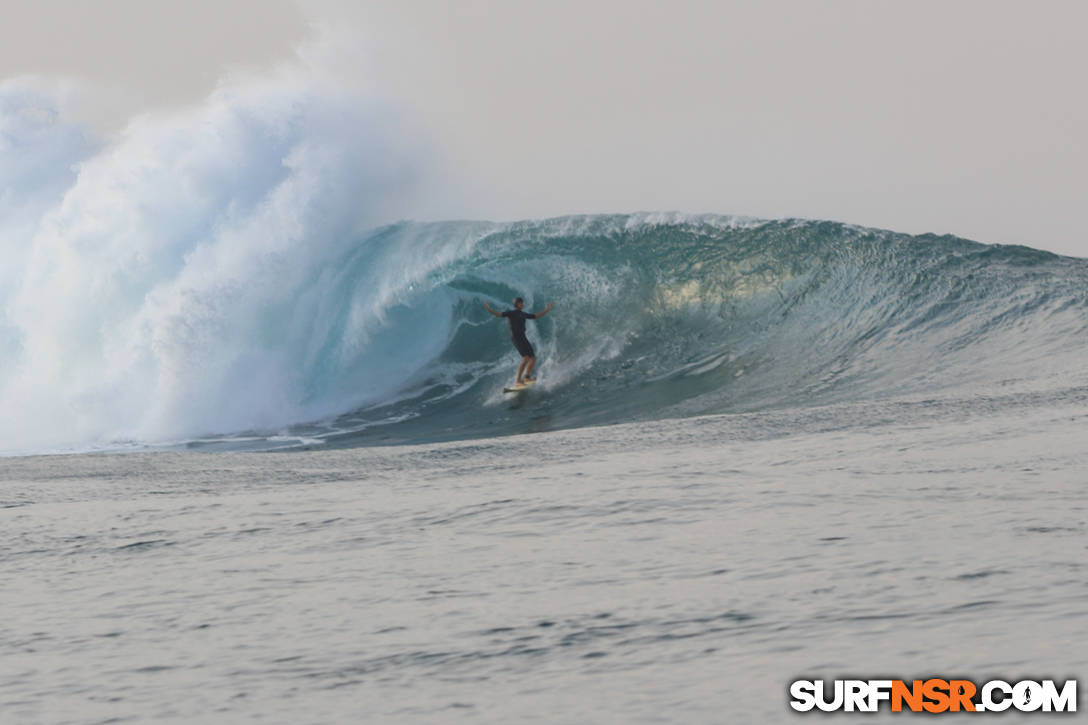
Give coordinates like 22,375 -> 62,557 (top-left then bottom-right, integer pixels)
502,309 -> 537,357
501,309 -> 536,336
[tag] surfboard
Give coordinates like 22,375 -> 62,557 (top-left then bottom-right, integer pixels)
503,379 -> 537,394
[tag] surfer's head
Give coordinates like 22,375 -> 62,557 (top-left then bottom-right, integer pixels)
513,297 -> 524,309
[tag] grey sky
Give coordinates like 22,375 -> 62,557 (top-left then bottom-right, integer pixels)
0,0 -> 306,111
3,0 -> 1086,256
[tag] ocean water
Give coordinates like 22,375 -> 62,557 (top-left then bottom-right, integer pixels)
3,392 -> 1086,723
2,78 -> 1087,722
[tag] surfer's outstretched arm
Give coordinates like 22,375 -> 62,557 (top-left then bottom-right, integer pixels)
534,302 -> 555,318
482,301 -> 503,317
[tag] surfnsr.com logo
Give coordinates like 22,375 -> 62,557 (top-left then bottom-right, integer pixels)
789,679 -> 1077,713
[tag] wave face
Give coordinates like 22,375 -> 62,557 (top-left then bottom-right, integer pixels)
280,215 -> 1087,449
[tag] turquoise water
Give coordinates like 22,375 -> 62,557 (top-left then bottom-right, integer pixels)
181,215 -> 1088,452
7,213 -> 1082,454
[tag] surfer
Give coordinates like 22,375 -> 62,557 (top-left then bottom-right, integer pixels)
483,297 -> 555,385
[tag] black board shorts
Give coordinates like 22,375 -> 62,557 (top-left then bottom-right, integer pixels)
512,335 -> 535,357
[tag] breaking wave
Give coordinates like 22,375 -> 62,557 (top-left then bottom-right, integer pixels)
3,78 -> 1088,454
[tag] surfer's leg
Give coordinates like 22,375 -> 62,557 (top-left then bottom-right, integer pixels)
524,356 -> 536,381
513,336 -> 535,383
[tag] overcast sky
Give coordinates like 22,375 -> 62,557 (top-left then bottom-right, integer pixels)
2,0 -> 1085,256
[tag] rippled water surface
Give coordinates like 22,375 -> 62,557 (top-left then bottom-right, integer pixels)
3,391 -> 1086,723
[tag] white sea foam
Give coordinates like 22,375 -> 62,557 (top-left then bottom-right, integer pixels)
0,40 -> 433,453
